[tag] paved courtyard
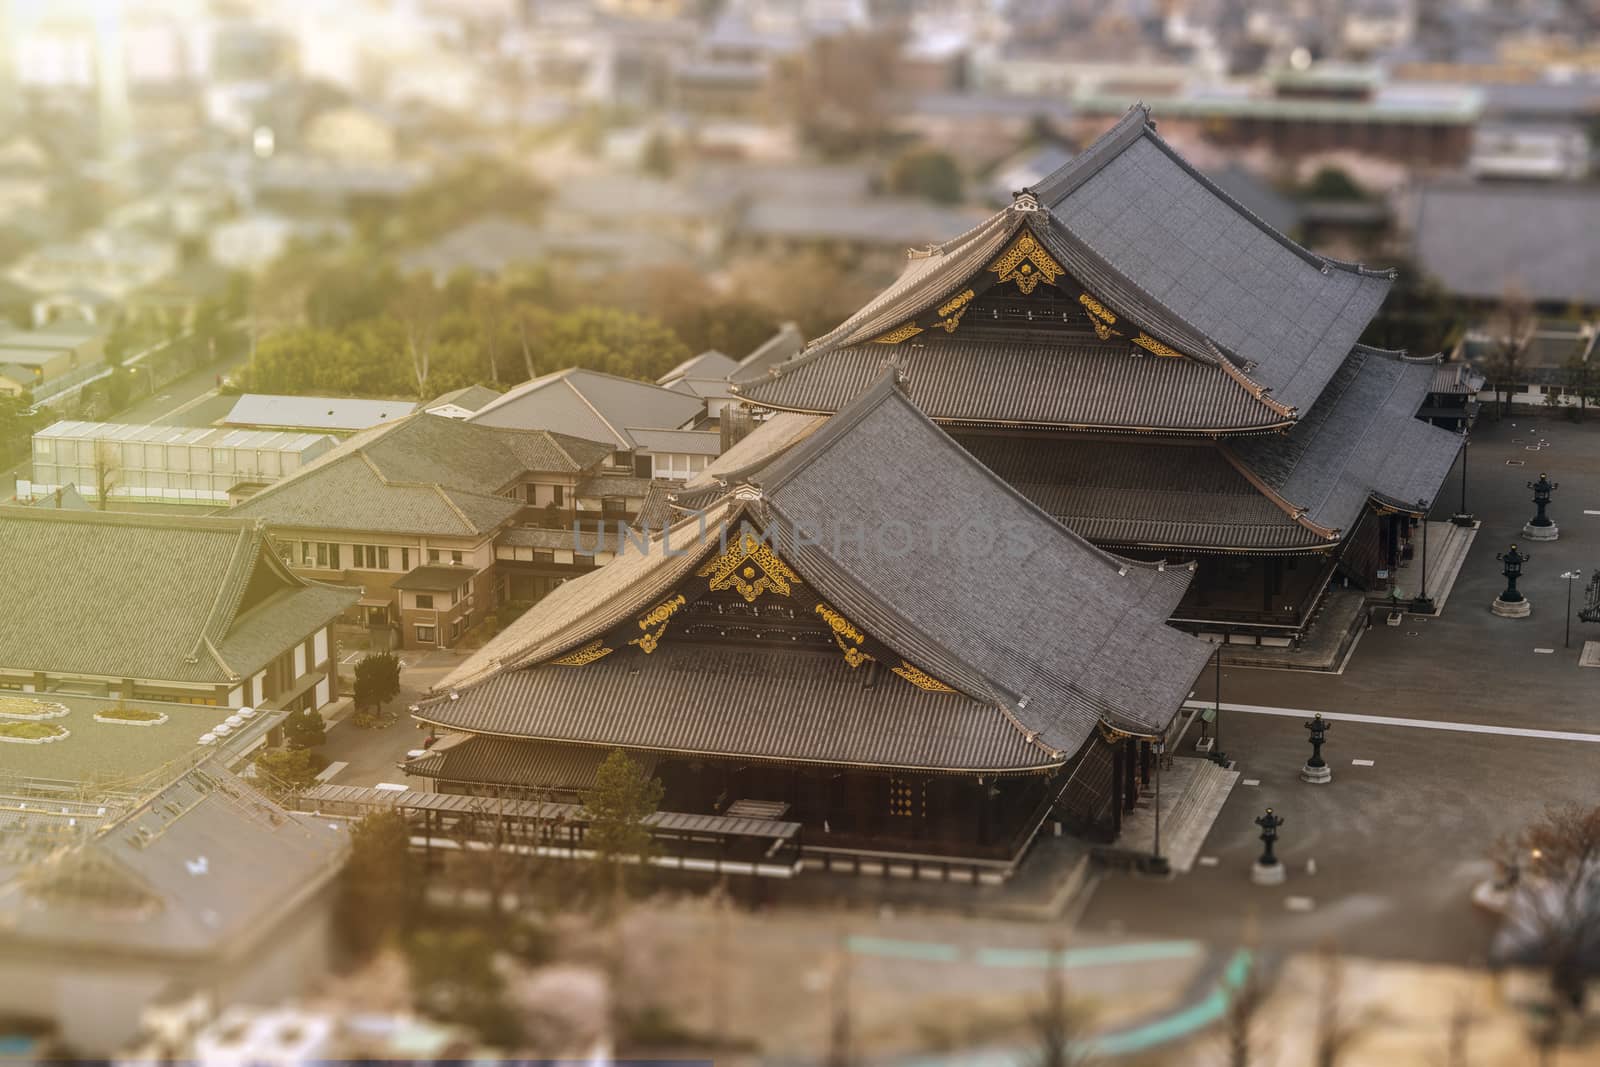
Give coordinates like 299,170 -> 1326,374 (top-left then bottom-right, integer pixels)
1083,411 -> 1600,965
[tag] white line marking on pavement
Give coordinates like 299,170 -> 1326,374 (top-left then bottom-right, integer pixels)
1183,700 -> 1600,744
1352,759 -> 1375,767
1584,510 -> 1600,516
1534,648 -> 1555,654
1285,897 -> 1316,912
1198,856 -> 1219,867
1242,779 -> 1260,786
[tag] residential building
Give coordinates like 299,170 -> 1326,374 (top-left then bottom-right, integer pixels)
229,413 -> 617,648
22,421 -> 336,507
221,394 -> 418,434
1458,319 -> 1599,411
470,366 -> 716,477
0,324 -> 105,397
658,349 -> 741,421
423,384 -> 502,419
0,508 -> 355,710
8,230 -> 180,325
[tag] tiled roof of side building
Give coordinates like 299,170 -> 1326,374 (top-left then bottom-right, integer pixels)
1,766 -> 347,956
0,507 -> 356,684
659,350 -> 740,384
469,368 -> 706,450
731,322 -> 805,383
1411,181 -> 1600,305
627,427 -> 722,455
1231,346 -> 1464,535
425,383 -> 503,413
405,735 -> 650,792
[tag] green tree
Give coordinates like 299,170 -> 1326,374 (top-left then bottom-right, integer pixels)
522,306 -> 693,381
586,749 -> 663,909
1302,166 -> 1368,201
283,706 -> 326,749
253,746 -> 323,797
406,927 -> 522,1045
887,148 -> 964,204
336,810 -> 415,960
354,652 -> 402,712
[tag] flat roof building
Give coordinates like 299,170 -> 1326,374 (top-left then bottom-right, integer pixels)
221,394 -> 418,434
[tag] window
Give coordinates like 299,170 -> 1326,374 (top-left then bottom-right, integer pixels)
574,554 -> 596,569
353,544 -> 391,569
451,550 -> 463,565
378,545 -> 390,569
401,547 -> 410,571
316,542 -> 331,568
415,624 -> 436,643
525,484 -> 537,503
428,549 -> 441,563
533,548 -> 555,563
552,485 -> 564,506
415,594 -> 434,609
301,542 -> 315,566
603,496 -> 626,514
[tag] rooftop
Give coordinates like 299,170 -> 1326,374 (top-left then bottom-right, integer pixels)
470,367 -> 706,451
222,394 -> 417,433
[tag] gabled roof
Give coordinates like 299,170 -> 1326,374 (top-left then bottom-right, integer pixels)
423,377 -> 1211,768
659,349 -> 739,385
232,413 -> 612,537
424,383 -> 503,414
739,105 -> 1395,429
469,367 -> 706,450
0,508 -> 355,684
731,322 -> 805,384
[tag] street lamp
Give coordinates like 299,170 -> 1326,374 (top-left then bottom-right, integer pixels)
1411,499 -> 1434,614
1522,473 -> 1560,541
1562,571 -> 1583,648
1452,432 -> 1475,527
1493,544 -> 1531,618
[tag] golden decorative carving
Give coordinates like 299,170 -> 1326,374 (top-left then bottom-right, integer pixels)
987,233 -> 1064,295
551,640 -> 613,666
697,531 -> 801,603
872,322 -> 923,344
935,289 -> 975,334
892,661 -> 957,692
1078,292 -> 1116,324
815,602 -> 873,668
1132,333 -> 1184,358
629,593 -> 686,654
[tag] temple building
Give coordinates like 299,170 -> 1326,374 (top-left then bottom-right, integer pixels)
406,376 -> 1213,879
734,105 -> 1466,647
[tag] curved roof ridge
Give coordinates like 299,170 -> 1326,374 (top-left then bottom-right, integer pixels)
189,524 -> 257,663
1216,443 -> 1341,541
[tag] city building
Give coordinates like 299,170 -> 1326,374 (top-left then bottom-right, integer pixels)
229,413 -> 617,647
407,375 -> 1213,876
657,349 -> 741,422
470,366 -> 717,477
7,230 -> 180,325
0,324 -> 105,397
221,394 -> 418,434
736,105 -> 1465,649
0,508 -> 355,710
21,421 -> 336,507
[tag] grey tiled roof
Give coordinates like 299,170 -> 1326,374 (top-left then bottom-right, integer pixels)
755,375 -> 1214,749
1233,347 -> 1464,534
470,368 -> 705,450
1,766 -> 347,956
233,413 -> 611,536
1032,106 -> 1393,414
393,564 -> 476,592
679,411 -> 827,495
660,350 -> 740,383
576,473 -> 655,499
956,435 -> 1320,551
731,322 -> 805,383
742,106 -> 1393,425
626,427 -> 722,455
404,736 -> 648,791
418,645 -> 1049,773
1411,181 -> 1600,305
425,383 -> 503,413
0,507 -> 356,684
742,339 -> 1285,432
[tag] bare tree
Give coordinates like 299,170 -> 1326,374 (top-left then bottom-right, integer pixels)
92,439 -> 119,509
1494,802 -> 1600,1015
473,282 -> 504,387
825,934 -> 852,1067
1484,284 -> 1535,417
1031,933 -> 1090,1067
1312,942 -> 1361,1067
396,277 -> 442,400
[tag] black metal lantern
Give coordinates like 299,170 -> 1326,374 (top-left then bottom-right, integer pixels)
1255,808 -> 1284,867
1497,544 -> 1528,604
1527,473 -> 1559,530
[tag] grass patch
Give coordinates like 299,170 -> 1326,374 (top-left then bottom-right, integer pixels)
97,707 -> 165,722
0,695 -> 66,718
0,722 -> 67,740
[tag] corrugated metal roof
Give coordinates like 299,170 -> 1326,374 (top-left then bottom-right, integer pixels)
223,394 -> 417,432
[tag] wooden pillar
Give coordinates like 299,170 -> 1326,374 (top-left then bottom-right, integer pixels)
1123,738 -> 1138,812
1139,740 -> 1151,788
1110,744 -> 1124,836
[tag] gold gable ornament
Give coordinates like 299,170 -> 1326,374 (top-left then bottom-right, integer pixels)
629,593 -> 686,654
936,289 -> 975,334
1132,333 -> 1184,358
1078,292 -> 1119,340
872,322 -> 923,345
551,640 -> 613,666
815,602 -> 873,668
892,660 -> 957,692
697,531 -> 801,603
987,233 -> 1064,295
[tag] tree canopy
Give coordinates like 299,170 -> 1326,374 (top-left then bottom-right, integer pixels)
354,652 -> 402,712
586,749 -> 664,909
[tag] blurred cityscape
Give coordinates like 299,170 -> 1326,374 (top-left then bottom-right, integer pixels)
0,1 -> 1598,1065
